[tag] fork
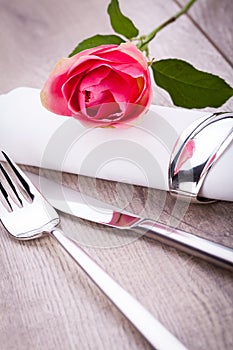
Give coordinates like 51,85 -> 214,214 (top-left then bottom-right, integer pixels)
0,151 -> 188,350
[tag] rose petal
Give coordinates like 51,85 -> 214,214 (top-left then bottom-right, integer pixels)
118,42 -> 148,70
79,66 -> 111,92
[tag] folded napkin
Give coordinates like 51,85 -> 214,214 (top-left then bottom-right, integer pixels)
0,87 -> 232,201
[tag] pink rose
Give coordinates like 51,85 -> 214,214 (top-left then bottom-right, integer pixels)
41,42 -> 152,128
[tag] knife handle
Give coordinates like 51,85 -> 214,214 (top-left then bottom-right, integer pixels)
134,219 -> 233,271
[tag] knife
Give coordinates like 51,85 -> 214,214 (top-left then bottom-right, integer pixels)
26,171 -> 233,271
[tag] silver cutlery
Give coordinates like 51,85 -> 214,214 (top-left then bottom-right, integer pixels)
25,171 -> 233,271
169,111 -> 233,203
0,151 -> 188,350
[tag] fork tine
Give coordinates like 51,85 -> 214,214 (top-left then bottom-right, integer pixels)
1,151 -> 34,201
0,180 -> 13,212
0,163 -> 23,206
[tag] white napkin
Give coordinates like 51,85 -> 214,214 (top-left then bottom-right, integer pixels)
0,87 -> 232,201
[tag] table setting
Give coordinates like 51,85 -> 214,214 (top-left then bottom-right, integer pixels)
0,0 -> 233,349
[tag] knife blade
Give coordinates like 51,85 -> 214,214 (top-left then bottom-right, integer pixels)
25,171 -> 233,270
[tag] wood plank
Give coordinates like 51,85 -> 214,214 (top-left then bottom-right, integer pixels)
0,1 -> 233,350
177,0 -> 233,66
1,0 -> 233,108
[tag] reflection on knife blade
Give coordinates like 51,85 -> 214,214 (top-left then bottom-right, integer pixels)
25,171 -> 233,270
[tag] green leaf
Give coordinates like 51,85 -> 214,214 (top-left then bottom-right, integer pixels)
151,59 -> 233,108
107,0 -> 139,39
68,34 -> 125,57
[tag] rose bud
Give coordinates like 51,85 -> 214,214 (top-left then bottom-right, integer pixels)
41,42 -> 152,128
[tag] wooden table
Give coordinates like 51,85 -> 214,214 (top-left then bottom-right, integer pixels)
0,1 -> 233,349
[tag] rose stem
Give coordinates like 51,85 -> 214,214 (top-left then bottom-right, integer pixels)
138,0 -> 198,51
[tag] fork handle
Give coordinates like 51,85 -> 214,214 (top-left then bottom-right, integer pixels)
50,228 -> 188,350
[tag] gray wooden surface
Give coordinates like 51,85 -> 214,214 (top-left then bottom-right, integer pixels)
0,1 -> 233,349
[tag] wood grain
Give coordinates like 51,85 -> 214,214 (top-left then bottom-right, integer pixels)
0,1 -> 233,350
177,0 -> 233,66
